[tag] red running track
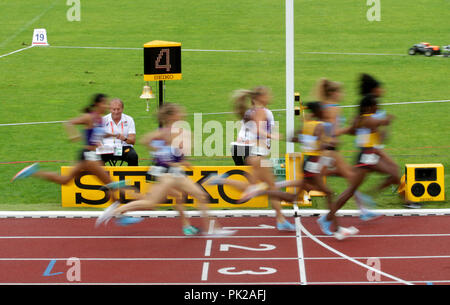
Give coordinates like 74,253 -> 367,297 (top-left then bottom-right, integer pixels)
0,215 -> 449,284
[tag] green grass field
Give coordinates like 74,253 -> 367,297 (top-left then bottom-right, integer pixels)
0,0 -> 449,210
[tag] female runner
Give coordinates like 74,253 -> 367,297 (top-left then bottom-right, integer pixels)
96,103 -> 236,236
209,86 -> 295,231
12,94 -> 124,202
322,93 -> 415,232
314,78 -> 380,221
242,101 -> 359,240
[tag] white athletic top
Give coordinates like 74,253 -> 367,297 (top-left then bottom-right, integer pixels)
244,107 -> 275,156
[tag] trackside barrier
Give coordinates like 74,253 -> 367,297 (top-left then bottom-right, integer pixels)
61,166 -> 269,208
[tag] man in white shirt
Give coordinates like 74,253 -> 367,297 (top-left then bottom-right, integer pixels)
101,98 -> 139,166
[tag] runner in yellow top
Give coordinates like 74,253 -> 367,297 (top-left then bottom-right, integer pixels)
314,78 -> 380,222
321,93 -> 414,236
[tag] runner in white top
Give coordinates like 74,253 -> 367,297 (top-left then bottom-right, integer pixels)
207,86 -> 295,231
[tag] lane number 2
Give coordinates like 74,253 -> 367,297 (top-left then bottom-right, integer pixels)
220,243 -> 276,252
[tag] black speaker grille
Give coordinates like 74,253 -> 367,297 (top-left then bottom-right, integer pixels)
411,183 -> 425,197
427,183 -> 441,197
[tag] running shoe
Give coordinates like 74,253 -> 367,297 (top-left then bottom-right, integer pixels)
238,182 -> 269,203
355,191 -> 377,208
105,180 -> 129,190
404,202 -> 422,209
183,225 -> 201,236
276,220 -> 296,232
95,201 -> 119,228
317,215 -> 333,236
334,226 -> 359,240
203,228 -> 237,237
115,216 -> 143,226
11,163 -> 39,182
204,173 -> 228,186
360,210 -> 382,221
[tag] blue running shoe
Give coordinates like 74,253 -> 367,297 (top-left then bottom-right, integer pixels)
204,173 -> 229,186
106,180 -> 129,190
356,191 -> 377,208
115,216 -> 143,226
183,225 -> 201,236
360,210 -> 382,221
317,215 -> 333,236
276,220 -> 296,232
11,163 -> 39,182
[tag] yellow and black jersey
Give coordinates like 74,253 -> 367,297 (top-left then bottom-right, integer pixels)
299,120 -> 324,156
355,113 -> 382,149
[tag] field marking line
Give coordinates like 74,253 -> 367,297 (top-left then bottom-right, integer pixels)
294,205 -> 307,285
1,99 -> 448,127
49,45 -> 263,53
299,223 -> 414,285
300,51 -> 407,56
0,0 -> 58,48
0,45 -> 34,59
49,46 -> 420,57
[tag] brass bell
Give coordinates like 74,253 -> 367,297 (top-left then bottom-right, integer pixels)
140,83 -> 155,111
140,84 -> 155,99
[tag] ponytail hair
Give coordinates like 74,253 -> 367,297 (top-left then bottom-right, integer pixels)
83,93 -> 107,113
359,94 -> 377,115
359,73 -> 381,96
157,103 -> 183,126
232,86 -> 271,121
314,78 -> 341,101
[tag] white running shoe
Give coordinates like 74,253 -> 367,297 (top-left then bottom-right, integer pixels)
334,226 -> 359,240
95,201 -> 119,228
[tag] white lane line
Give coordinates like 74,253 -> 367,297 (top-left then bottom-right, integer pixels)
3,232 -> 450,239
299,51 -> 407,56
0,235 -> 295,239
0,45 -> 34,59
201,262 -> 210,281
49,45 -> 262,53
299,223 -> 414,285
294,207 -> 307,285
1,255 -> 450,261
204,240 -> 213,257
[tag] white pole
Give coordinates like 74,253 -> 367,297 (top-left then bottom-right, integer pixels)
285,0 -> 295,154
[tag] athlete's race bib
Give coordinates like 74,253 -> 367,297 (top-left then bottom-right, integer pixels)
84,151 -> 101,161
148,166 -> 167,177
168,166 -> 185,177
360,153 -> 380,165
319,156 -> 335,168
304,160 -> 322,174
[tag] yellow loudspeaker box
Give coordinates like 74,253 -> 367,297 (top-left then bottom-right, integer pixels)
404,164 -> 445,202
